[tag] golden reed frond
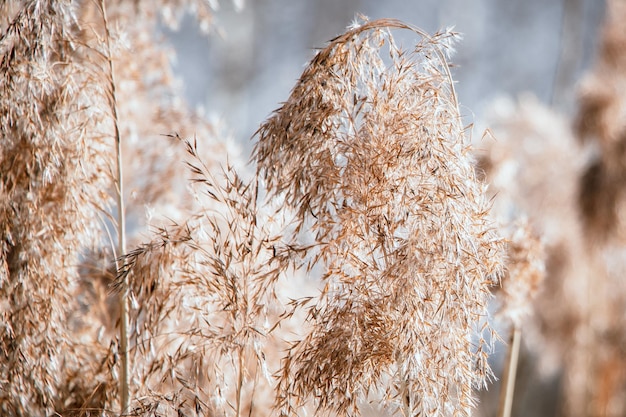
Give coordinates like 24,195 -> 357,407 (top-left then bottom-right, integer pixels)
115,135 -> 294,417
1,1 -> 224,415
0,1 -> 116,415
255,18 -> 505,417
497,222 -> 546,329
478,2 -> 626,409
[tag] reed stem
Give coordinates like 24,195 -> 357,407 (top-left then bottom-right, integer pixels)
497,325 -> 522,417
98,0 -> 130,412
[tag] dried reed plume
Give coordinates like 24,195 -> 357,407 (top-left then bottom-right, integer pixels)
478,17 -> 626,410
254,18 -> 505,417
496,222 -> 545,330
494,222 -> 546,417
0,1 -> 118,415
1,0 -> 225,415
116,135 -> 294,416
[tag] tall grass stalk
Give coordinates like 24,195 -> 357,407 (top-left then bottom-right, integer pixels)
496,326 -> 521,417
96,0 -> 130,412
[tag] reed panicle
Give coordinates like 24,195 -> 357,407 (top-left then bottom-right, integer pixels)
478,10 -> 626,408
114,134 -> 295,417
494,222 -> 546,417
0,1 -> 225,415
254,18 -> 505,417
76,0 -> 236,230
0,1 -> 118,415
497,223 -> 546,330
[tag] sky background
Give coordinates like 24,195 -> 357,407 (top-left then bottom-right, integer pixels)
166,0 -> 605,153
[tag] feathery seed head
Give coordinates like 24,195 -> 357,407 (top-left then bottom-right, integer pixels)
255,18 -> 505,417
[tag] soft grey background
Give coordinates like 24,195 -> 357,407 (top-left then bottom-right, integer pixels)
167,0 -> 605,153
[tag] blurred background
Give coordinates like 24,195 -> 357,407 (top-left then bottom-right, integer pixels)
166,0 -> 605,151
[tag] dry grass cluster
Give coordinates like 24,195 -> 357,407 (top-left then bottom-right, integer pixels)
254,20 -> 504,416
2,1 -> 625,417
